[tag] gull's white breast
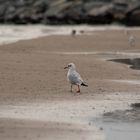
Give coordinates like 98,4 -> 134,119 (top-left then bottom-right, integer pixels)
67,70 -> 83,85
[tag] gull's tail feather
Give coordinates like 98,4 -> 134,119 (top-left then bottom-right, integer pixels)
81,82 -> 88,87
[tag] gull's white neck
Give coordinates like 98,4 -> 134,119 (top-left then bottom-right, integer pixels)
68,67 -> 76,72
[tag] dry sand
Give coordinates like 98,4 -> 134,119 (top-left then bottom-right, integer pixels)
0,29 -> 140,140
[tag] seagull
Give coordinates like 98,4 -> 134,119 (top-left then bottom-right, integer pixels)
128,35 -> 135,47
64,63 -> 88,93
71,29 -> 76,36
126,30 -> 136,47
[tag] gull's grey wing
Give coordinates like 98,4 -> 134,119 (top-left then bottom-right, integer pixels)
68,71 -> 83,85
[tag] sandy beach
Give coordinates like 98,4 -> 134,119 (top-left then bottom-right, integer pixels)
0,28 -> 140,140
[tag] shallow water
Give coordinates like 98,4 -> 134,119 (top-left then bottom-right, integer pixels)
95,105 -> 140,140
109,58 -> 140,70
97,121 -> 140,140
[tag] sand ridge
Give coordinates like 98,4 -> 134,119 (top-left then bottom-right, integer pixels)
0,29 -> 140,140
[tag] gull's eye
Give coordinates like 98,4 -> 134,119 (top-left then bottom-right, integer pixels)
68,64 -> 72,67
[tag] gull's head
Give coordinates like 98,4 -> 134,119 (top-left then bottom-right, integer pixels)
64,63 -> 76,70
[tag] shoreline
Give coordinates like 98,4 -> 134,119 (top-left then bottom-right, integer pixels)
0,24 -> 140,45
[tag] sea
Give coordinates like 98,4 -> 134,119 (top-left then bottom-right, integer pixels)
0,24 -> 139,45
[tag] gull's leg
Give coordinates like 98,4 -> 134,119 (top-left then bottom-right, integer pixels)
76,85 -> 80,93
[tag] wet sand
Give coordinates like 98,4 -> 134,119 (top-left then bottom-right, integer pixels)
0,29 -> 140,140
